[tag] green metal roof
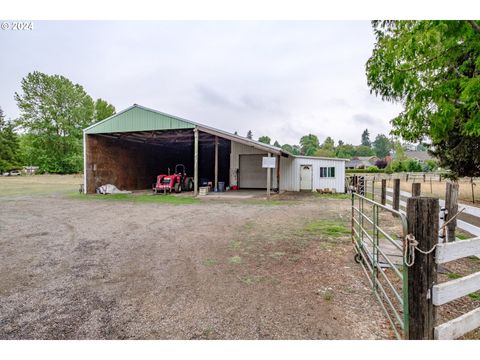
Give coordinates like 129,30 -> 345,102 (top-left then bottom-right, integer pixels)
84,105 -> 195,134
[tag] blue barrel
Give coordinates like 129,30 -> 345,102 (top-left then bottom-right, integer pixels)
218,181 -> 225,192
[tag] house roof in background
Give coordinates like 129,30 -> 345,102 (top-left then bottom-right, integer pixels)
405,150 -> 433,162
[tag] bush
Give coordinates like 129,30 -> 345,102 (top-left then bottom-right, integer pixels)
424,159 -> 438,172
405,159 -> 423,172
390,160 -> 404,172
367,165 -> 379,172
375,159 -> 388,169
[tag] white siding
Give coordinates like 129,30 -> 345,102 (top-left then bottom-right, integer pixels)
230,141 -> 278,188
230,142 -> 345,192
280,156 -> 345,193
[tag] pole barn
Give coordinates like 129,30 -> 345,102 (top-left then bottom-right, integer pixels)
83,104 -> 347,195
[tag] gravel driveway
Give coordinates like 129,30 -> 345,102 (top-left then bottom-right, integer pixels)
0,193 -> 391,339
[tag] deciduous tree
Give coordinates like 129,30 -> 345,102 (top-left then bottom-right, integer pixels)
372,134 -> 392,158
366,20 -> 480,177
15,71 -> 115,173
299,134 -> 320,156
258,136 -> 271,145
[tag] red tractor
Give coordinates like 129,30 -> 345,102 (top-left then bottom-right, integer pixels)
153,164 -> 194,194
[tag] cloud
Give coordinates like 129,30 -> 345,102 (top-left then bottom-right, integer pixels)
0,21 -> 404,145
195,85 -> 238,110
352,113 -> 381,126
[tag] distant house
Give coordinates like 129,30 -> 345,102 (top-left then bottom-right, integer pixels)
405,151 -> 433,164
346,156 -> 380,169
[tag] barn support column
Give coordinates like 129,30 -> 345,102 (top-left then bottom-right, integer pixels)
277,155 -> 280,192
194,127 -> 199,196
214,136 -> 218,191
267,153 -> 271,199
83,131 -> 87,194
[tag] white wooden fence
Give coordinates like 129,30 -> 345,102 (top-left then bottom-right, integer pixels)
433,236 -> 480,339
384,188 -> 480,237
380,187 -> 480,339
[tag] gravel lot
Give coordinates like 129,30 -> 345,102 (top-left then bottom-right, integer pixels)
0,191 -> 392,339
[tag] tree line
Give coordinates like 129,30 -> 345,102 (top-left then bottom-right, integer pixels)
0,71 -> 115,173
3,20 -> 479,181
248,128 -> 394,160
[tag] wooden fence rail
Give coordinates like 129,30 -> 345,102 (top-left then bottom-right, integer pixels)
435,307 -> 480,340
436,237 -> 480,263
432,272 -> 480,306
432,235 -> 480,339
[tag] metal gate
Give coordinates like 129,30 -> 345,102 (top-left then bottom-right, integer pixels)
351,192 -> 409,339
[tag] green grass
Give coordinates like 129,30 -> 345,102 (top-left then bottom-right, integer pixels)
302,219 -> 350,238
314,193 -> 351,200
469,292 -> 480,301
203,259 -> 218,266
447,272 -> 462,280
457,232 -> 471,240
70,193 -> 197,204
0,174 -> 80,197
323,289 -> 334,301
228,255 -> 242,264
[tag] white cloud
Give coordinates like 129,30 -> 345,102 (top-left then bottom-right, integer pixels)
0,21 -> 403,145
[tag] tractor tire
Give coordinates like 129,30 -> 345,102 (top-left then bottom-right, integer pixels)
186,178 -> 194,191
174,183 -> 181,193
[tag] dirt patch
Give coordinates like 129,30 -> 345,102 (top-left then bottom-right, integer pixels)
0,192 -> 391,339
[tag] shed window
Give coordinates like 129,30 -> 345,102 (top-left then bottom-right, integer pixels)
320,167 -> 335,178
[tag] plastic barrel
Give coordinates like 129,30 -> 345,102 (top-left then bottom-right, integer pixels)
218,181 -> 225,192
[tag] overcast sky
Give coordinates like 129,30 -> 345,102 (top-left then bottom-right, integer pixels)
0,21 -> 403,145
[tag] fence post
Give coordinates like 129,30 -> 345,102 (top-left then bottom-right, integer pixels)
445,182 -> 459,242
381,179 -> 386,205
393,179 -> 400,211
412,183 -> 421,197
372,179 -> 375,201
472,177 -> 476,204
406,197 -> 438,340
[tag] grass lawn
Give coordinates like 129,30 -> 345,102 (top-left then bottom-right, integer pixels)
0,174 -> 82,197
70,193 -> 198,204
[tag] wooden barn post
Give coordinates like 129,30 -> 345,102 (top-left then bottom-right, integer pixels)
407,196 -> 438,340
194,127 -> 199,196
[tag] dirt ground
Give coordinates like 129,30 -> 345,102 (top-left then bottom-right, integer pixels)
0,188 -> 393,339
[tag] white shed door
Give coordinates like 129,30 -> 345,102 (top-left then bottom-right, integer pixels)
239,154 -> 267,189
300,165 -> 312,190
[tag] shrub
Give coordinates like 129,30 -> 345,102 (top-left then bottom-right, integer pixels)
375,159 -> 388,169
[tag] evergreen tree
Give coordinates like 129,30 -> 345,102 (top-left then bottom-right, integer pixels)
246,130 -> 253,139
0,107 -> 21,172
361,129 -> 371,147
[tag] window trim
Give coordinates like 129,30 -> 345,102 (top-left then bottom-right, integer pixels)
320,166 -> 336,178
